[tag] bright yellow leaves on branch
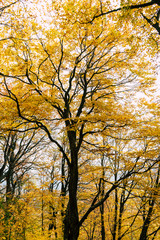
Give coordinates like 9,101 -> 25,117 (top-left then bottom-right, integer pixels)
0,1 -> 159,240
0,0 -> 157,146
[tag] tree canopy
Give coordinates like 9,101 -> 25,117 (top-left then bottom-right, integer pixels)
0,1 -> 159,240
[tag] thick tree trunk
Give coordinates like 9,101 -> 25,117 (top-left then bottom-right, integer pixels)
64,130 -> 79,240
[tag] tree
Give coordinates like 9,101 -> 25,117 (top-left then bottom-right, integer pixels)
0,0 -> 159,239
0,129 -> 47,240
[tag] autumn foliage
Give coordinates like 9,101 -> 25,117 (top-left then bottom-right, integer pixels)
0,0 -> 160,240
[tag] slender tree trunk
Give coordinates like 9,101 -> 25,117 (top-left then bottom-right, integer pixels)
100,202 -> 105,240
113,187 -> 118,240
61,155 -> 68,234
41,192 -> 44,232
113,152 -> 118,240
5,170 -> 14,240
100,155 -> 105,240
48,206 -> 57,239
139,164 -> 160,240
118,189 -> 125,240
139,200 -> 154,240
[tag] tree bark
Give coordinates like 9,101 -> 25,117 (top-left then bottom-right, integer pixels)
64,129 -> 79,240
100,155 -> 105,240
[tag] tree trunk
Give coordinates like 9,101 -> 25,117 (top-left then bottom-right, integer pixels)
48,206 -> 57,239
112,187 -> 118,240
100,155 -> 105,240
64,130 -> 79,240
118,189 -> 125,240
100,202 -> 105,240
139,201 -> 154,240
